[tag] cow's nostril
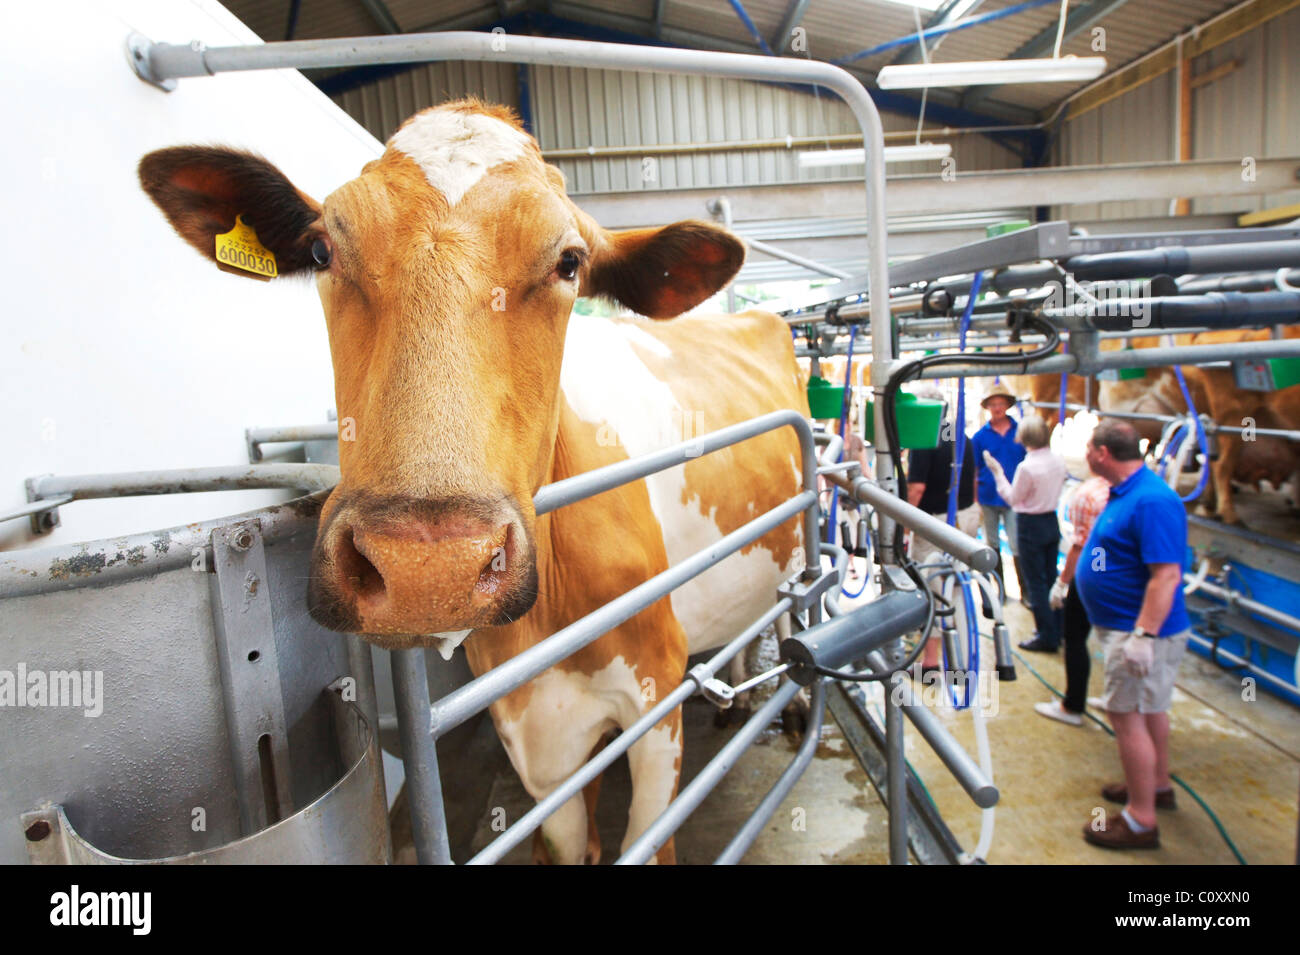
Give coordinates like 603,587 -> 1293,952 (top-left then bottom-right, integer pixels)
338,527 -> 385,599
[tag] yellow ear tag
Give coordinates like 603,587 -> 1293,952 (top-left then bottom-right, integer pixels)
215,215 -> 278,281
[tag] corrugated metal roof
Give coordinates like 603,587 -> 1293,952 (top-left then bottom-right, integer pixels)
221,0 -> 1250,117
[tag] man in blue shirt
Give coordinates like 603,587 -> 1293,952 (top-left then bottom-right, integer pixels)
970,385 -> 1029,605
1074,419 -> 1190,851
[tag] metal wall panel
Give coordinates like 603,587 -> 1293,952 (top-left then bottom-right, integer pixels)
333,61 -> 521,143
1050,5 -> 1300,224
333,61 -> 1021,190
530,66 -> 1019,195
1191,5 -> 1300,216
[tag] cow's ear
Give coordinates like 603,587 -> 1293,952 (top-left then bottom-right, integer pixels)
583,220 -> 745,319
138,146 -> 324,280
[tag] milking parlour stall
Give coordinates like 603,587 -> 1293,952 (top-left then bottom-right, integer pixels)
0,0 -> 1293,931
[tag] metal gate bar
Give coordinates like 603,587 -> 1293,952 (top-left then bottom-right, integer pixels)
468,596 -> 794,865
714,681 -> 826,865
1026,400 -> 1300,443
617,678 -> 804,864
826,682 -> 965,865
427,496 -> 813,738
397,411 -> 820,864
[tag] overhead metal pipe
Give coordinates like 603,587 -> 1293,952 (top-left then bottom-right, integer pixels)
913,336 -> 1300,379
541,124 -> 1045,160
1178,269 -> 1300,294
1044,290 -> 1300,331
24,464 -> 340,503
1066,240 -> 1300,281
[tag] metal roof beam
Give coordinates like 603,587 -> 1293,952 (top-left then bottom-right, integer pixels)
357,0 -> 401,34
771,0 -> 812,54
567,157 -> 1300,228
726,0 -> 774,55
891,0 -> 981,66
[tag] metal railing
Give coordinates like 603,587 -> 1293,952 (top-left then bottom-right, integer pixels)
0,463 -> 339,535
1025,400 -> 1300,443
391,410 -> 832,864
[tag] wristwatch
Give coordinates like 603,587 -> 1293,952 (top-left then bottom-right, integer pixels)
1131,627 -> 1154,639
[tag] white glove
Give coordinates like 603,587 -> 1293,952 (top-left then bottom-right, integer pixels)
981,450 -> 1004,476
1121,631 -> 1155,677
1049,577 -> 1069,610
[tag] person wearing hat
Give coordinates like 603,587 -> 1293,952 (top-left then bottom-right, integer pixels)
970,383 -> 1030,607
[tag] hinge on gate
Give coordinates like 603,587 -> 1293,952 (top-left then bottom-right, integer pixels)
687,663 -> 736,709
777,567 -> 839,615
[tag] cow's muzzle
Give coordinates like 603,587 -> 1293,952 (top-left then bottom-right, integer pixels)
307,492 -> 537,646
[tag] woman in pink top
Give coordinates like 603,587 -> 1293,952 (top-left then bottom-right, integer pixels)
981,415 -> 1068,652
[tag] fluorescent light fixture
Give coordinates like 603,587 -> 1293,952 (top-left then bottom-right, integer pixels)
883,143 -> 954,163
797,143 -> 952,168
877,55 -> 1107,89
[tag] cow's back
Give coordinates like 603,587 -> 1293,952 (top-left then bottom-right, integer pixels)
558,309 -> 808,653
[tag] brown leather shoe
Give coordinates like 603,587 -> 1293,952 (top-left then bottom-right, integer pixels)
1101,782 -> 1177,810
1083,812 -> 1160,850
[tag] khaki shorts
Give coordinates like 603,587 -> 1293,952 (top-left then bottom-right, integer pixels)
1096,627 -> 1189,714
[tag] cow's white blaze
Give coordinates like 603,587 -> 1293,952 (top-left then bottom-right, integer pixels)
561,314 -> 799,655
390,108 -> 532,206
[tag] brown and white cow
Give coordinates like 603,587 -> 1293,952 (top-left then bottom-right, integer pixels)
139,100 -> 808,864
1001,372 -> 1092,430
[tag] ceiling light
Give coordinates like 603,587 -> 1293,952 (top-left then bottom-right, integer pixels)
797,143 -> 953,167
876,55 -> 1107,89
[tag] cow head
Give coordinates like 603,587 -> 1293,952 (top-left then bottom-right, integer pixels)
139,100 -> 743,648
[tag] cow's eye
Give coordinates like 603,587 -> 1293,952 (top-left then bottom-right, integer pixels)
556,249 -> 582,282
311,238 -> 332,269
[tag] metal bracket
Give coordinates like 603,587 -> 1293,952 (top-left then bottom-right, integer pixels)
210,520 -> 295,835
125,32 -> 177,92
686,663 -> 738,710
777,566 -> 839,615
22,475 -> 63,535
880,564 -> 918,593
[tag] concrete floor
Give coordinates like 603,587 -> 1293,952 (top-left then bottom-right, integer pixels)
453,699 -> 892,865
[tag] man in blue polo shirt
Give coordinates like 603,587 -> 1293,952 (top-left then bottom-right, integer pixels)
1074,419 -> 1190,851
970,385 -> 1029,603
